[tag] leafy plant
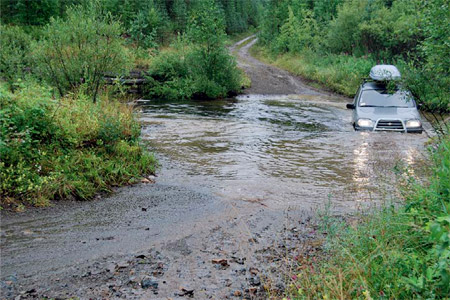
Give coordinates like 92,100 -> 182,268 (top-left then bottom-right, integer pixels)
0,81 -> 156,207
0,25 -> 34,87
33,2 -> 132,102
144,1 -> 242,100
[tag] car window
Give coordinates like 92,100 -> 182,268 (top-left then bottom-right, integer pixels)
359,89 -> 415,108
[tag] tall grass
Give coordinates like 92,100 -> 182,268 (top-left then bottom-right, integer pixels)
250,45 -> 375,97
0,81 -> 157,208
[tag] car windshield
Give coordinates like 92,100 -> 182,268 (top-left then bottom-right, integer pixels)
359,89 -> 415,108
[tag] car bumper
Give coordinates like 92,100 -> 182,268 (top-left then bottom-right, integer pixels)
354,118 -> 423,133
354,125 -> 423,133
406,128 -> 423,133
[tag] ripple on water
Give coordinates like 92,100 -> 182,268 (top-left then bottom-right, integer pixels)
139,95 -> 426,211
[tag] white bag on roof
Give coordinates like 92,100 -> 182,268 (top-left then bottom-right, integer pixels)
369,65 -> 401,81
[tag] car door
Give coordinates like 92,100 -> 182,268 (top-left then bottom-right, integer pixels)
352,86 -> 361,125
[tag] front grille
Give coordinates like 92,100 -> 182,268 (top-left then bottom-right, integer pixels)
376,119 -> 404,131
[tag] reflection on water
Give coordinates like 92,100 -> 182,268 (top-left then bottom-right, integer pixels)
139,95 -> 426,211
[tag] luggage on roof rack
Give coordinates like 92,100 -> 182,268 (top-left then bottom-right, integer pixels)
369,65 -> 401,81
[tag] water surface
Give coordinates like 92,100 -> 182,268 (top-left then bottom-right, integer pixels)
140,94 -> 426,211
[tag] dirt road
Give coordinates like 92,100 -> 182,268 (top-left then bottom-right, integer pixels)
0,37 -> 427,299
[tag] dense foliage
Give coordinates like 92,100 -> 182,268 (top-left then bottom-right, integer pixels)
1,0 -> 259,101
144,0 -> 242,100
0,82 -> 156,207
1,0 -> 262,41
258,0 -> 449,112
34,3 -> 132,102
0,25 -> 36,88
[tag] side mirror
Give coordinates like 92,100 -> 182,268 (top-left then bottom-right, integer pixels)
346,103 -> 355,109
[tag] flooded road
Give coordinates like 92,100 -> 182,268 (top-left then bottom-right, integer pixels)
0,37 -> 428,299
140,94 -> 425,212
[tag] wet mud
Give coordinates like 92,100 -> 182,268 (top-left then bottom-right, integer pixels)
0,37 -> 428,299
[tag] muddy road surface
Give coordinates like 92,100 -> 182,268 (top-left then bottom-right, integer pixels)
1,37 -> 427,299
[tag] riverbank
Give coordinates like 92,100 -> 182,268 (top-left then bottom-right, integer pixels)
0,82 -> 157,209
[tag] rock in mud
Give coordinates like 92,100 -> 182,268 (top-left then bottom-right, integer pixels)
249,276 -> 261,286
141,177 -> 155,184
211,258 -> 229,267
231,256 -> 246,265
116,261 -> 130,269
177,286 -> 194,297
249,267 -> 259,275
141,277 -> 158,290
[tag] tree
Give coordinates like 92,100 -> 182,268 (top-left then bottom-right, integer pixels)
186,0 -> 241,98
171,0 -> 188,33
34,2 -> 131,102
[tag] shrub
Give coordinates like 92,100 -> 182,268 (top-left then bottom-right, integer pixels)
0,25 -> 34,87
0,81 -> 156,207
128,8 -> 160,49
33,3 -> 132,102
186,0 -> 241,98
144,43 -> 194,100
144,0 -> 242,100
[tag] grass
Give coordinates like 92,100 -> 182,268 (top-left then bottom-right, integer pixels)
250,45 -> 375,97
279,137 -> 450,299
0,81 -> 157,208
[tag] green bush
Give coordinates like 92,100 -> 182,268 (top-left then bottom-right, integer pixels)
145,41 -> 241,100
183,0 -> 241,99
128,8 -> 160,49
144,0 -> 242,100
33,3 -> 132,102
0,82 -> 156,207
0,25 -> 34,87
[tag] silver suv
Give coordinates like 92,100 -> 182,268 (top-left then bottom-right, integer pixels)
346,65 -> 423,133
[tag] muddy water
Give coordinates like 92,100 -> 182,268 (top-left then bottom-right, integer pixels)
140,94 -> 426,212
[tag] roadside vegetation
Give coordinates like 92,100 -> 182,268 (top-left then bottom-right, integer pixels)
256,0 -> 449,115
282,136 -> 449,299
0,82 -> 156,207
255,1 -> 449,299
0,0 -> 261,208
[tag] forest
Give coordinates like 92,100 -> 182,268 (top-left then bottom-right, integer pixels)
1,0 -> 449,299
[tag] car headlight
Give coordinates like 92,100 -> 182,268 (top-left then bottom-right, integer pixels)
406,120 -> 422,128
357,119 -> 374,128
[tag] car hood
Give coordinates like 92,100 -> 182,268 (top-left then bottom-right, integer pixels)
356,107 -> 420,120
